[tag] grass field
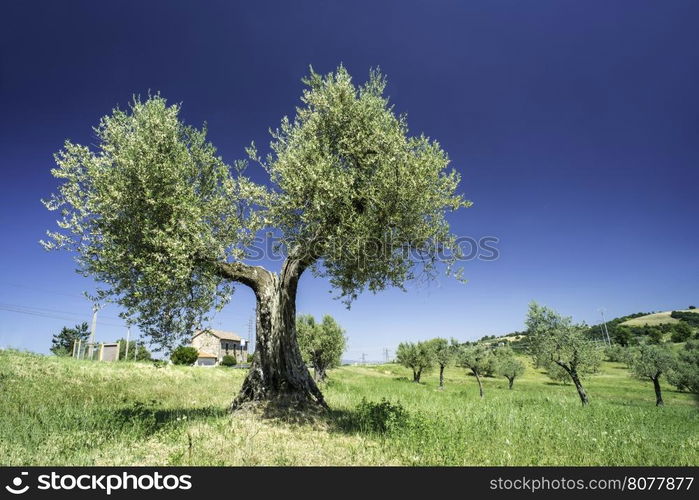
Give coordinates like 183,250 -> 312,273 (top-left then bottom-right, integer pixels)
1,349 -> 697,466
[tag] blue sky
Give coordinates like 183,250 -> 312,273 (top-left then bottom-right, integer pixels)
1,1 -> 697,361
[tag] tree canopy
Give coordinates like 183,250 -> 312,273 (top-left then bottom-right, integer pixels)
458,343 -> 492,398
50,322 -> 89,355
629,343 -> 676,406
296,314 -> 347,381
42,66 -> 470,355
525,302 -> 602,405
396,341 -> 434,383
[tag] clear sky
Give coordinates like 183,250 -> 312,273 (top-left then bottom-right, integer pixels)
1,1 -> 697,361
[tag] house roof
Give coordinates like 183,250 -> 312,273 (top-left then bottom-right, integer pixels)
193,329 -> 243,342
196,350 -> 218,359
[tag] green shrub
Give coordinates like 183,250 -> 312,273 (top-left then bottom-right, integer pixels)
670,322 -> 693,343
605,344 -> 631,363
170,346 -> 198,365
354,398 -> 409,434
246,353 -> 254,363
647,328 -> 663,344
220,355 -> 237,367
670,310 -> 699,327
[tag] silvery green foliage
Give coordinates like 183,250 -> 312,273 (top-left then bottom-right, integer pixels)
458,343 -> 492,374
43,67 -> 470,351
42,96 -> 266,350
255,66 -> 471,303
296,314 -> 347,374
525,302 -> 602,377
629,343 -> 676,381
429,337 -> 459,368
396,341 -> 435,373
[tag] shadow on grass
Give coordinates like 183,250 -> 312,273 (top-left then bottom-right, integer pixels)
112,404 -> 228,434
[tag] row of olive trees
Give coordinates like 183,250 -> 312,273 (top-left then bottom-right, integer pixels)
394,302 -> 698,407
395,338 -> 525,397
526,301 -> 698,406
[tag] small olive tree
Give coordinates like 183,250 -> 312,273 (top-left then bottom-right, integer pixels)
458,344 -> 492,398
526,302 -> 602,405
629,343 -> 676,406
296,314 -> 347,382
428,337 -> 459,388
667,340 -> 699,393
494,348 -> 525,389
42,66 -> 470,409
396,341 -> 434,383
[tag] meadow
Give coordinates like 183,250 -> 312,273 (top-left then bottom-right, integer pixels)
0,349 -> 697,466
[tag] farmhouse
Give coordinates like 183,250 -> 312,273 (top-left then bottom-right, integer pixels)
191,329 -> 248,366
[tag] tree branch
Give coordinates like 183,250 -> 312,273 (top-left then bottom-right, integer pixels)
216,261 -> 272,293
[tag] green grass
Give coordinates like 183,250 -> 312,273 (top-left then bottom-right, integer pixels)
0,349 -> 697,466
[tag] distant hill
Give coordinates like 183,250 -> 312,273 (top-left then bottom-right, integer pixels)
621,309 -> 699,327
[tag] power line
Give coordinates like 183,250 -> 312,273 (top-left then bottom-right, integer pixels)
0,302 -> 122,321
0,303 -> 123,327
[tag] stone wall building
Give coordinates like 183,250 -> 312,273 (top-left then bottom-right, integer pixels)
191,329 -> 247,366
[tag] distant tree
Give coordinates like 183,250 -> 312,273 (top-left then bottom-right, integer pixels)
670,322 -> 693,343
667,340 -> 699,394
396,341 -> 434,383
458,344 -> 493,398
296,314 -> 347,382
50,322 -> 89,356
171,346 -> 199,365
613,326 -> 633,347
116,338 -> 151,361
629,343 -> 676,406
646,327 -> 663,344
604,344 -> 631,364
428,337 -> 459,388
670,311 -> 699,327
526,302 -> 602,405
495,350 -> 525,389
689,305 -> 696,310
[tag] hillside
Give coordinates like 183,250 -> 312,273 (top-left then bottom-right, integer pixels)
621,309 -> 699,327
0,349 -> 697,466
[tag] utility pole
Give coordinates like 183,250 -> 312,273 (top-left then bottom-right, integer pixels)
87,303 -> 101,359
599,309 -> 611,346
361,353 -> 366,365
383,348 -> 389,363
124,324 -> 131,361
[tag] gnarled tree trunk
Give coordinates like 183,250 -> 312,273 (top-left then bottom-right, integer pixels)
566,366 -> 589,406
221,259 -> 326,411
314,363 -> 327,383
652,375 -> 664,407
507,376 -> 514,389
474,371 -> 484,398
439,365 -> 445,388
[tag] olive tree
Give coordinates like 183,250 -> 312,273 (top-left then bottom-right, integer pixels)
629,343 -> 676,406
396,341 -> 435,383
428,337 -> 459,388
42,66 -> 469,409
667,340 -> 699,393
494,347 -> 525,389
525,302 -> 602,405
458,344 -> 492,398
296,314 -> 347,382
